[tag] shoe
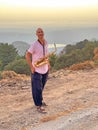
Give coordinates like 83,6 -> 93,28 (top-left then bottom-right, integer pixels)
42,102 -> 47,106
37,106 -> 47,114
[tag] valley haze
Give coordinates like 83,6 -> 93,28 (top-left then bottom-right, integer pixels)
0,27 -> 98,45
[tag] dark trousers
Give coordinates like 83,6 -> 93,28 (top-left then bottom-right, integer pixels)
31,72 -> 48,106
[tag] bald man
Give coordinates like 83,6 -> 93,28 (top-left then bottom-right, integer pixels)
26,28 -> 50,113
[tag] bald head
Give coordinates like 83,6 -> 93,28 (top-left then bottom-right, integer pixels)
36,28 -> 44,33
36,28 -> 44,39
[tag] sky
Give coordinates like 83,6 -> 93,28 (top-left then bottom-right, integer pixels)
0,0 -> 98,29
0,0 -> 98,44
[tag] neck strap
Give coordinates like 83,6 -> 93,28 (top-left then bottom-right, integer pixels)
38,39 -> 45,56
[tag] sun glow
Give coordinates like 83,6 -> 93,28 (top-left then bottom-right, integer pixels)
0,0 -> 98,8
0,0 -> 98,28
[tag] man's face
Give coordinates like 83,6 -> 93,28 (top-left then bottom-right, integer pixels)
36,28 -> 44,39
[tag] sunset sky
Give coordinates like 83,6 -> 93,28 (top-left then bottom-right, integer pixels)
0,0 -> 98,29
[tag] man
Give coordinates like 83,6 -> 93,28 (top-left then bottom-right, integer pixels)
25,28 -> 50,113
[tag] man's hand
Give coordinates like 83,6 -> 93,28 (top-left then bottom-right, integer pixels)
31,66 -> 35,73
25,51 -> 35,73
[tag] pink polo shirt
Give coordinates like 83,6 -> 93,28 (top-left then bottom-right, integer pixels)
28,40 -> 49,74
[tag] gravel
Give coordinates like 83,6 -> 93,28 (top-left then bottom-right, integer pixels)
29,105 -> 98,130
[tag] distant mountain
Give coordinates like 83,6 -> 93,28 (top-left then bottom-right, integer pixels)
12,41 -> 30,56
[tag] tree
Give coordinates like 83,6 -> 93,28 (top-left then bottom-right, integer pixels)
64,44 -> 75,54
0,43 -> 18,70
75,39 -> 88,50
62,40 -> 86,55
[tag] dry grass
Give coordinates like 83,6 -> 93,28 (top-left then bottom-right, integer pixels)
69,47 -> 98,71
1,70 -> 30,80
21,127 -> 27,130
93,47 -> 98,61
69,61 -> 95,71
1,71 -> 18,79
40,100 -> 98,123
93,54 -> 98,61
41,104 -> 84,122
93,47 -> 98,55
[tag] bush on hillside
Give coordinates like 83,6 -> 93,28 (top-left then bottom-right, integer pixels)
81,43 -> 96,61
49,54 -> 57,68
0,43 -> 18,70
4,59 -> 30,75
54,49 -> 84,70
53,40 -> 98,70
0,60 -> 3,71
0,71 -> 2,80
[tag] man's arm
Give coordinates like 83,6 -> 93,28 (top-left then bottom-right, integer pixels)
25,51 -> 35,73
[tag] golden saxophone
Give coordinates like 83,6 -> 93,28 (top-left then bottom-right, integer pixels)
34,43 -> 57,67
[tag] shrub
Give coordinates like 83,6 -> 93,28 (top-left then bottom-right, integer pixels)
0,71 -> 2,80
54,49 -> 84,70
0,43 -> 18,70
4,59 -> 30,75
49,54 -> 57,68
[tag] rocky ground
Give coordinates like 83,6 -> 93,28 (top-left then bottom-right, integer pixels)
30,105 -> 98,130
0,68 -> 98,130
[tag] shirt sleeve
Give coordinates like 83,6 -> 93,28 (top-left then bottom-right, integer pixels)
28,43 -> 35,54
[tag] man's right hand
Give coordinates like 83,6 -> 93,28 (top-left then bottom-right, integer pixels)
31,66 -> 35,73
26,51 -> 35,73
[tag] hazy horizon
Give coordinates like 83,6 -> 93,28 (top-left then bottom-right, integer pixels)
0,26 -> 98,45
0,0 -> 98,44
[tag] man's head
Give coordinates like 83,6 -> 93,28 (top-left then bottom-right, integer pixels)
36,28 -> 44,39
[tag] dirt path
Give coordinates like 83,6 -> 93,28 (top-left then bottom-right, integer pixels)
29,105 -> 98,130
0,68 -> 98,130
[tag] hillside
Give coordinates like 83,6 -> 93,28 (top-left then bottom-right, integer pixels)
12,41 -> 30,56
0,68 -> 98,130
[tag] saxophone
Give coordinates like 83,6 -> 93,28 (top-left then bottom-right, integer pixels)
34,43 -> 57,67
